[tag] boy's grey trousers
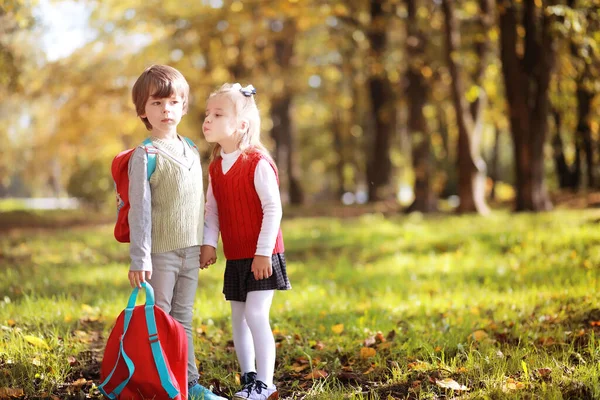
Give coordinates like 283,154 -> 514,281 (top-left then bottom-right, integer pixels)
148,245 -> 200,384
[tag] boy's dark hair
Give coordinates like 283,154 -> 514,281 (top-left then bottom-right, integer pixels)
132,65 -> 190,131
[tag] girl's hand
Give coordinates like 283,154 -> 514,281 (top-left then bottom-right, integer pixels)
128,270 -> 152,288
200,245 -> 217,269
251,255 -> 272,280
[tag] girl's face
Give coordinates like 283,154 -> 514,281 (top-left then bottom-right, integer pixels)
203,94 -> 240,153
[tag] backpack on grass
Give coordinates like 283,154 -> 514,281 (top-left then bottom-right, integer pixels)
98,282 -> 188,399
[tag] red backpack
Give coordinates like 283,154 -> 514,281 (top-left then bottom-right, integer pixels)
98,282 -> 188,399
111,137 -> 198,243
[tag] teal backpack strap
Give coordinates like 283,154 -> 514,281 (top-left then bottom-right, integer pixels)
98,283 -> 179,399
98,288 -> 139,398
183,137 -> 198,150
142,138 -> 157,180
142,284 -> 179,398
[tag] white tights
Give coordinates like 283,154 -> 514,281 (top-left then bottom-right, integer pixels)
230,290 -> 275,387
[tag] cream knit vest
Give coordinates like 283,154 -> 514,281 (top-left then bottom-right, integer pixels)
149,137 -> 204,253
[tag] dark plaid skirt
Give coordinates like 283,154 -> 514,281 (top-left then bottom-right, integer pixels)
223,253 -> 291,302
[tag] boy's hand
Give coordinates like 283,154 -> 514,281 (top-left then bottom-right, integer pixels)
251,255 -> 272,280
200,245 -> 217,269
128,270 -> 152,288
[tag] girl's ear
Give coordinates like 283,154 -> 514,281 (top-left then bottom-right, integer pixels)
238,119 -> 249,132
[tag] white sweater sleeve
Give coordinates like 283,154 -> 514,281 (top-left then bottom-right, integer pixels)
254,159 -> 283,256
202,176 -> 220,248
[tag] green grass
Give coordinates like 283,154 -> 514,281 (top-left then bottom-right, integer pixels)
1,210 -> 599,399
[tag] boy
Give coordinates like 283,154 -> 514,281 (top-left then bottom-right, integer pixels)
128,65 -> 225,400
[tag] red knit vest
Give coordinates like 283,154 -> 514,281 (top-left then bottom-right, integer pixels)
209,150 -> 285,260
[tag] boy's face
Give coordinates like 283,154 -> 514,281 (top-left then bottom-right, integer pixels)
141,90 -> 186,137
203,95 -> 239,150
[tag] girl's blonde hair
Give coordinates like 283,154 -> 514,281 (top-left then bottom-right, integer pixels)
208,83 -> 272,162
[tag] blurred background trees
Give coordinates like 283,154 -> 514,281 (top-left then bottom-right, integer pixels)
1,0 -> 599,213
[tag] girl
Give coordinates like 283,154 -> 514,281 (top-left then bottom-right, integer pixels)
128,65 -> 225,400
200,83 -> 291,400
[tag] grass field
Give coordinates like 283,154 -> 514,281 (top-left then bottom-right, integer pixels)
0,209 -> 599,399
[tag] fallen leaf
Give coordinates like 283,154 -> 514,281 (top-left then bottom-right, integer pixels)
292,364 -> 310,373
72,378 -> 88,387
471,330 -> 488,342
436,378 -> 469,391
377,342 -> 392,350
364,335 -> 376,347
67,356 -> 78,366
407,361 -> 430,371
31,357 -> 42,366
502,378 -> 526,391
363,365 -> 376,374
81,304 -> 95,315
23,335 -> 50,350
537,337 -> 556,346
6,320 -> 15,327
312,341 -> 325,350
0,387 -> 24,396
331,324 -> 344,334
536,368 -> 552,378
303,370 -> 328,380
375,331 -> 386,343
295,356 -> 309,364
360,347 -> 376,359
386,330 -> 396,340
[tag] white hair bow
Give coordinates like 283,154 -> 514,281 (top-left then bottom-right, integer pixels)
238,84 -> 256,97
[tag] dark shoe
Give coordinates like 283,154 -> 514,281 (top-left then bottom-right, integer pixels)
234,371 -> 257,399
235,380 -> 278,400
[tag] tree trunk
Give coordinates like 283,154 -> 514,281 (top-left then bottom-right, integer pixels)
271,21 -> 303,205
499,0 -> 553,211
332,110 -> 346,200
366,0 -> 394,202
568,0 -> 595,189
551,110 -> 578,189
489,124 -> 500,200
406,0 -> 436,212
576,86 -> 594,188
442,0 -> 492,214
270,92 -> 303,205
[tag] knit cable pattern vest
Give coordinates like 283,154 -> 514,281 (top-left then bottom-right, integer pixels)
209,150 -> 284,260
149,138 -> 204,253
